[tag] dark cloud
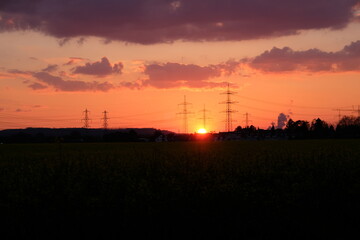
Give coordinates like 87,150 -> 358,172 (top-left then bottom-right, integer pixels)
28,82 -> 48,90
15,108 -> 29,112
0,0 -> 358,44
8,69 -> 32,75
119,81 -> 143,90
64,57 -> 87,66
248,40 -> 360,72
42,64 -> 58,72
72,57 -> 123,77
58,38 -> 71,46
32,72 -> 115,92
217,60 -> 241,75
143,62 -> 227,88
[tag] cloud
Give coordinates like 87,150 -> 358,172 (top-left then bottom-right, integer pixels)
0,107 -> 4,112
32,105 -> 43,108
8,69 -> 32,75
42,64 -> 58,72
28,82 -> 48,90
32,72 -> 115,92
143,62 -> 227,88
0,0 -> 358,44
15,108 -> 30,112
135,40 -> 360,89
72,57 -> 123,77
119,81 -> 143,90
6,69 -> 33,78
248,40 -> 360,72
64,57 -> 87,66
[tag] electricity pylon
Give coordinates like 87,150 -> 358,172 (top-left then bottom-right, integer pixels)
333,105 -> 360,122
82,108 -> 91,128
177,95 -> 193,133
243,112 -> 252,128
220,83 -> 238,132
199,104 -> 211,129
102,110 -> 109,129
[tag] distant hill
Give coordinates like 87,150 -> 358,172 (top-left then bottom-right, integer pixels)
0,127 -> 174,143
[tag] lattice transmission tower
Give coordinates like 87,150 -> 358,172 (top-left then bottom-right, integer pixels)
220,83 -> 238,132
102,110 -> 109,129
177,95 -> 193,133
333,105 -> 360,122
243,112 -> 252,128
82,108 -> 91,128
199,104 -> 211,129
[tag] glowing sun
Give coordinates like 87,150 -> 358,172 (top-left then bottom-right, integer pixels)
197,128 -> 207,134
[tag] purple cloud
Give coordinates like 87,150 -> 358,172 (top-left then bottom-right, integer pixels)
72,57 -> 123,77
8,69 -> 32,75
15,108 -> 29,112
119,81 -> 143,90
32,72 -> 115,92
28,82 -> 48,90
0,0 -> 358,44
42,64 -> 58,72
248,40 -> 360,72
64,57 -> 87,66
143,62 -> 227,88
138,40 -> 360,89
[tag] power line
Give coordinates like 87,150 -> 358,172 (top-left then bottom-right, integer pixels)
333,105 -> 360,121
237,95 -> 335,110
347,105 -> 360,117
333,108 -> 342,122
110,109 -> 172,119
220,83 -> 238,132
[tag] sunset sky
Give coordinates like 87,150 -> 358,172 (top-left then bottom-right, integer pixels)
1,0 -> 360,133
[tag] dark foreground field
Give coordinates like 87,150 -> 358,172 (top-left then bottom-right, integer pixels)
1,140 -> 360,239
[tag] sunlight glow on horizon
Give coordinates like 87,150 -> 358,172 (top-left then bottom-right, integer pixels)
197,128 -> 208,134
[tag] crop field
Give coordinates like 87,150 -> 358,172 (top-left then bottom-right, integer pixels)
1,139 -> 360,239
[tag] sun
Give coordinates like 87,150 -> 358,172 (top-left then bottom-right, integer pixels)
197,128 -> 207,134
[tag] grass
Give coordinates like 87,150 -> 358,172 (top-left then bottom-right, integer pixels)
1,140 -> 360,239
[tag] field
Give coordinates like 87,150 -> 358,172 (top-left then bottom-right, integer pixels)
1,140 -> 360,239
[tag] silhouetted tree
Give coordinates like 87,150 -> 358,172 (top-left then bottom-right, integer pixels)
270,125 -> 275,137
329,125 -> 336,138
336,116 -> 360,138
310,118 -> 329,138
235,126 -> 242,132
286,119 -> 309,139
240,125 -> 257,138
248,125 -> 257,133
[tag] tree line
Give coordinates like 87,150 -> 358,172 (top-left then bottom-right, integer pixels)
234,115 -> 360,139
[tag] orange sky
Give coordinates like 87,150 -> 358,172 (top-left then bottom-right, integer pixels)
1,1 -> 360,133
